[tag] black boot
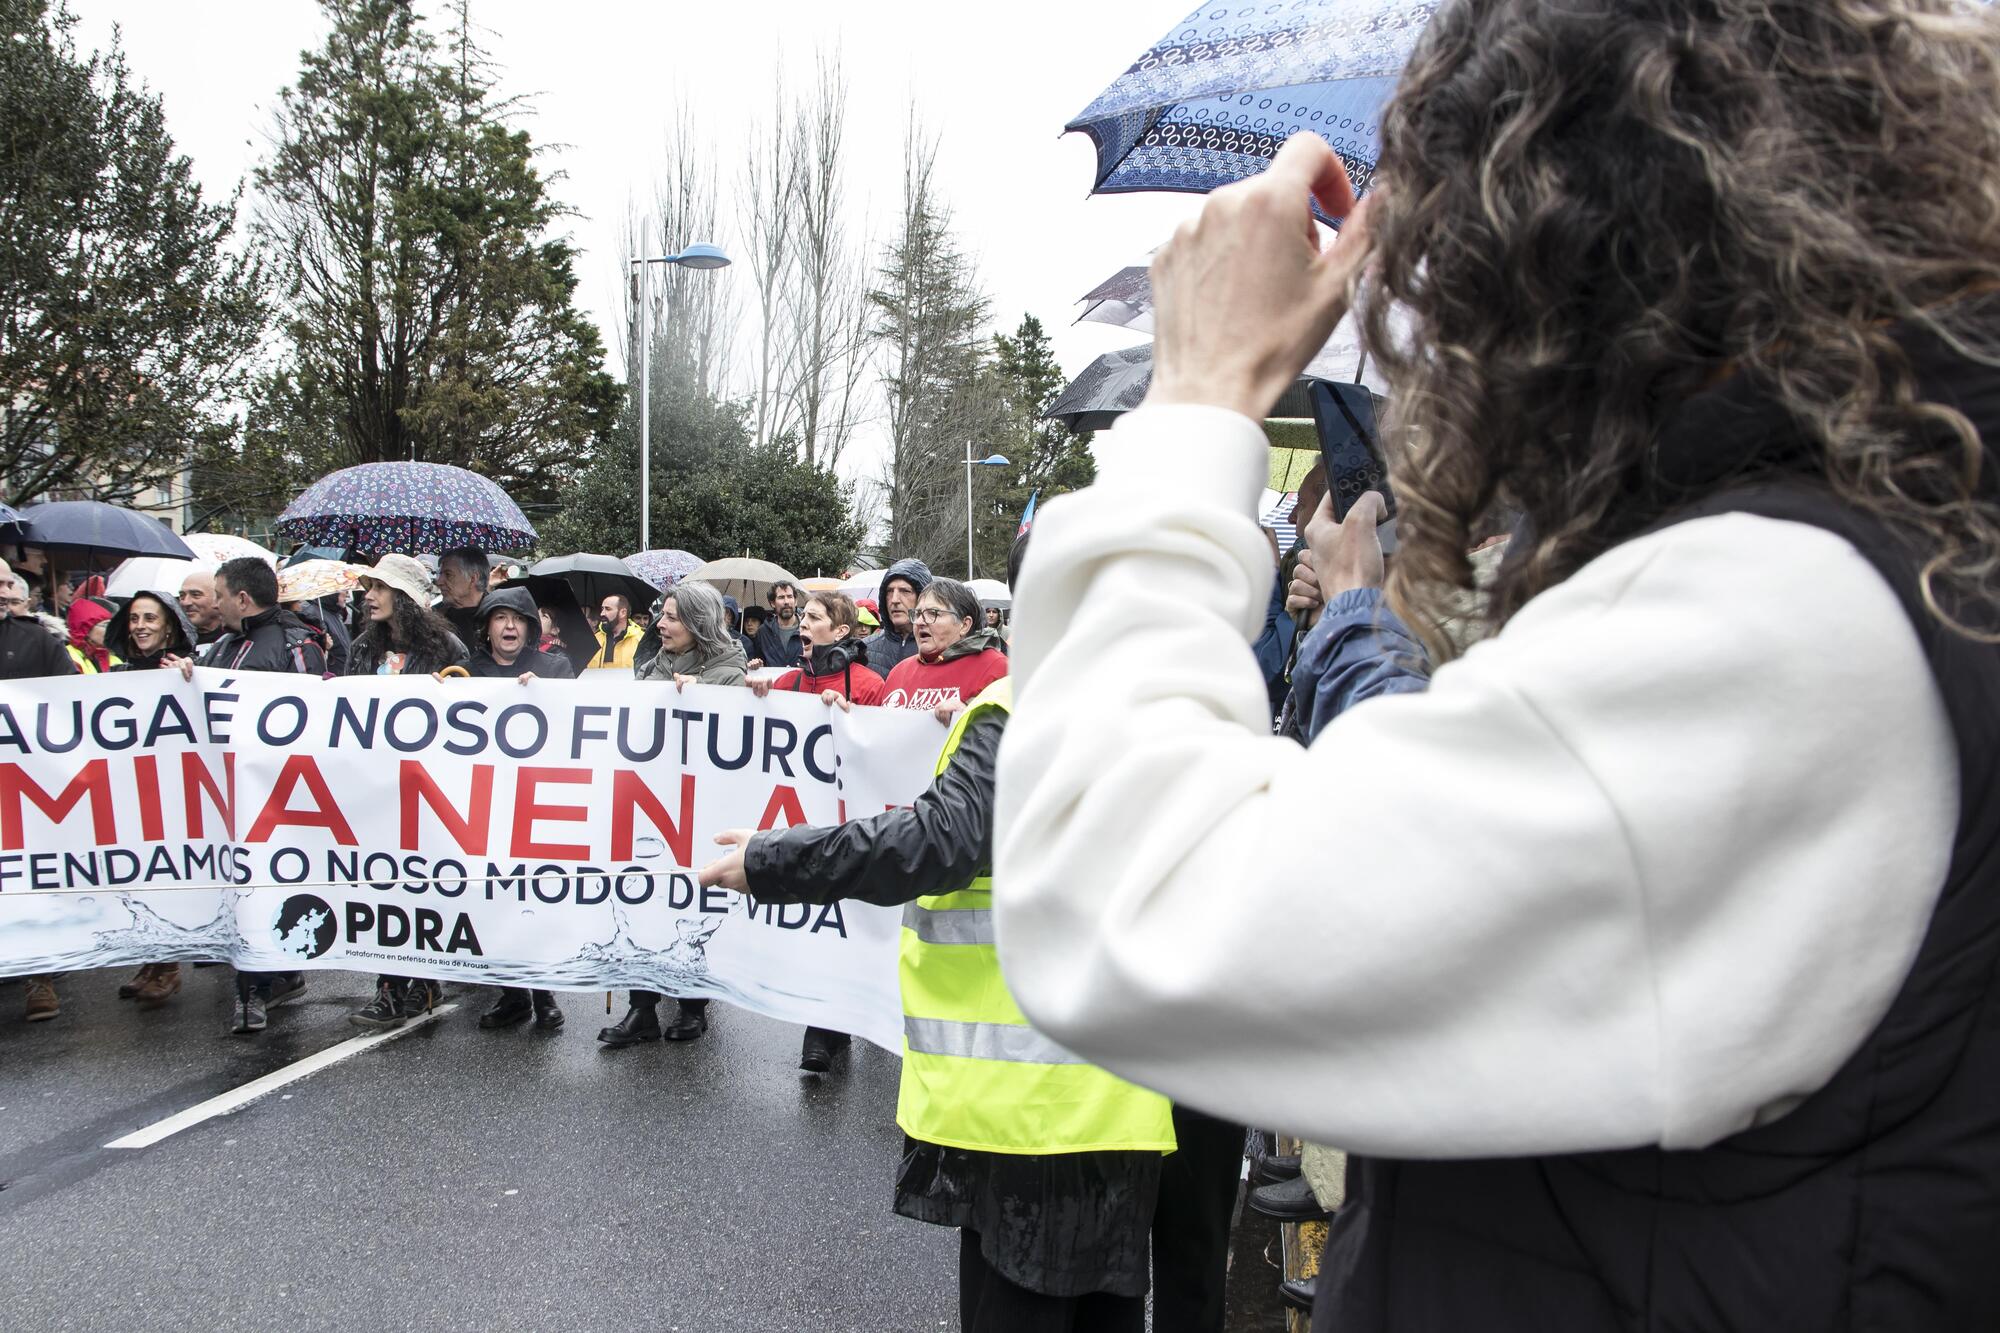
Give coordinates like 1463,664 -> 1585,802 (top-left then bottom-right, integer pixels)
597,996 -> 661,1047
799,1026 -> 850,1072
531,989 -> 564,1031
480,987 -> 533,1029
662,998 -> 708,1041
1280,1275 -> 1316,1313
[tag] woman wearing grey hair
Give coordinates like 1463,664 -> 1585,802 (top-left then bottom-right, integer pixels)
606,578 -> 749,1047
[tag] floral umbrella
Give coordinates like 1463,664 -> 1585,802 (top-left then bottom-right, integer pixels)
275,461 -> 536,555
624,548 -> 704,590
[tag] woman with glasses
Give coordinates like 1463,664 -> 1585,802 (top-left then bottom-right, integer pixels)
880,577 -> 1009,717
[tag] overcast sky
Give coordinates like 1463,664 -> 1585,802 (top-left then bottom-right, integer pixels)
67,0 -> 1203,489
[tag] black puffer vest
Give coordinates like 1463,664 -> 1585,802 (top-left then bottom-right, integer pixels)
1315,376 -> 2000,1331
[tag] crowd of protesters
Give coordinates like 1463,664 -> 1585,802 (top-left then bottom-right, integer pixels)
11,4 -> 1994,1327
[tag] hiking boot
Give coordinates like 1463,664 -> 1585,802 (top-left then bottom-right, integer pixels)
799,1027 -> 850,1072
231,991 -> 267,1035
119,964 -> 156,999
134,963 -> 182,1009
531,990 -> 564,1031
265,973 -> 307,1008
350,981 -> 406,1030
480,988 -> 533,1029
597,1002 -> 661,1047
24,976 -> 58,1022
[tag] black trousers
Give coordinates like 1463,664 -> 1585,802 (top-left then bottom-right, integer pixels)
958,1229 -> 1144,1333
1152,1105 -> 1247,1333
629,991 -> 706,1013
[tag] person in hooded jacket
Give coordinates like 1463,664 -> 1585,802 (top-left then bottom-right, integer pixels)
344,554 -> 468,1031
881,577 -> 1010,714
104,590 -> 201,1008
748,589 -> 887,1071
603,580 -> 747,1047
64,596 -> 120,673
863,557 -> 932,674
454,584 -> 575,1032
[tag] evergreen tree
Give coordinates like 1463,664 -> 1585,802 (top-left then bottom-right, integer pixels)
541,297 -> 862,573
214,0 -> 615,529
869,126 -> 1002,574
0,0 -> 264,506
974,314 -> 1095,578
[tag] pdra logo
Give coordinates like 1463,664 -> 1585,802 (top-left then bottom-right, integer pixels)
271,893 -> 338,960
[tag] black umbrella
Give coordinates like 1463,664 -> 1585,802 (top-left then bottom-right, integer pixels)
17,500 -> 198,560
1044,345 -> 1316,432
528,554 -> 659,621
501,574 -> 601,674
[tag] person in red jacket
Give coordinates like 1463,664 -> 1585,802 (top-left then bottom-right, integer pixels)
754,590 -> 887,707
881,576 -> 1010,718
750,588 -> 886,1072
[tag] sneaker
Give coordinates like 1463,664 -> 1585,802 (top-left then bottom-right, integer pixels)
400,978 -> 443,1018
265,973 -> 307,1008
134,963 -> 182,1010
231,992 -> 267,1035
349,981 -> 406,1030
24,975 -> 59,1023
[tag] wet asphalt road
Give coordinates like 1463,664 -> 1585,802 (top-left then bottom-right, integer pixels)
0,966 -> 957,1331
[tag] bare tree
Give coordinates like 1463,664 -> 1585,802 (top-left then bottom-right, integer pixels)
622,108 -> 735,400
781,52 -> 871,469
738,72 -> 796,449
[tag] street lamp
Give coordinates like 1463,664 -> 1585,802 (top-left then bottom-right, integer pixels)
631,242 -> 732,552
964,442 -> 1011,579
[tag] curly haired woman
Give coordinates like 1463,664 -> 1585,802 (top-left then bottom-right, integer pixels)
995,3 -> 2000,1329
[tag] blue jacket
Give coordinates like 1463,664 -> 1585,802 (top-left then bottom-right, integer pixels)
1291,588 -> 1430,742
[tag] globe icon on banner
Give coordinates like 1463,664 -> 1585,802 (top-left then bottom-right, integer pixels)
271,894 -> 338,960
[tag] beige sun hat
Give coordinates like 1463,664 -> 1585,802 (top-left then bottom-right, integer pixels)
349,553 -> 436,607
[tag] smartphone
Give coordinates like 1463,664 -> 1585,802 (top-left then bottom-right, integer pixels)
1308,379 -> 1398,552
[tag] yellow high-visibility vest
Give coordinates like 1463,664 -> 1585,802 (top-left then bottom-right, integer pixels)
66,645 -> 121,674
895,677 -> 1176,1156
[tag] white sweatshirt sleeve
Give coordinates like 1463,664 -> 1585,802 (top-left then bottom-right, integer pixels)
992,404 -> 1959,1158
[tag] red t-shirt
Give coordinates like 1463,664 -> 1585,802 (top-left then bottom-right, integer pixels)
882,648 -> 1010,712
774,660 -> 888,706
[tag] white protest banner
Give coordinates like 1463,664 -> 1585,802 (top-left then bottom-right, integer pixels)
0,668 -> 948,1049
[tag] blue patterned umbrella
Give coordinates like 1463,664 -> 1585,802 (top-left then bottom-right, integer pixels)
624,548 -> 704,591
1068,1 -> 1436,221
275,462 -> 536,555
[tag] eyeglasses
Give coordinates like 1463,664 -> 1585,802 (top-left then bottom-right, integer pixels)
913,608 -> 960,625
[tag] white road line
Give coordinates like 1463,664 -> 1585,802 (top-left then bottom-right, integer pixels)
104,1004 -> 459,1151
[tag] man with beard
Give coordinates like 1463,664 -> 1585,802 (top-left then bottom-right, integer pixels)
748,580 -> 804,670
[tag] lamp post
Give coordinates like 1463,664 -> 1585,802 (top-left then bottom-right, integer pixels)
631,241 -> 731,553
964,442 -> 1011,579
